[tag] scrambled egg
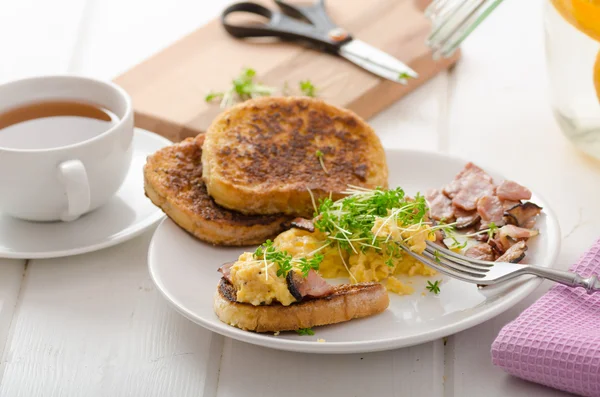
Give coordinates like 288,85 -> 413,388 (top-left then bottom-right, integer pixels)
229,252 -> 296,306
272,220 -> 436,296
228,211 -> 438,305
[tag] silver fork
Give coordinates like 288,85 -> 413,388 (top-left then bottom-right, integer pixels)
397,241 -> 600,294
425,0 -> 505,59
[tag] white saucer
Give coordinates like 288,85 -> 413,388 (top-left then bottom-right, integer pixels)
0,128 -> 171,259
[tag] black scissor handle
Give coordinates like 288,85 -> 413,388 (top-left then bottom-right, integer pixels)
221,2 -> 275,37
274,0 -> 337,31
221,1 -> 351,53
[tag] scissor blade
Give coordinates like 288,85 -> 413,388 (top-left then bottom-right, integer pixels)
338,39 -> 418,84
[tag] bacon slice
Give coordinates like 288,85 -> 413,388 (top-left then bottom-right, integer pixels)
496,180 -> 532,201
465,243 -> 495,261
451,168 -> 495,211
477,195 -> 505,227
502,200 -> 521,211
498,225 -> 539,250
496,241 -> 527,263
426,189 -> 455,221
286,270 -> 335,301
443,179 -> 463,199
478,195 -> 503,222
454,207 -> 481,229
488,237 -> 505,255
432,163 -> 540,265
218,261 -> 235,282
433,229 -> 447,247
504,202 -> 543,229
443,162 -> 493,199
290,217 -> 315,232
500,224 -> 539,239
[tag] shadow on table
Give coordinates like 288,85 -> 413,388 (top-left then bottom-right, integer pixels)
501,373 -> 579,397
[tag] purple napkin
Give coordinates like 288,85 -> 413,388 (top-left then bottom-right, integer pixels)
492,238 -> 600,397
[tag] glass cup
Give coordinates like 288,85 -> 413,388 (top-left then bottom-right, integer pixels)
543,0 -> 600,159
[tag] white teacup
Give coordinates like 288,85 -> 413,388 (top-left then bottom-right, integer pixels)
0,75 -> 134,222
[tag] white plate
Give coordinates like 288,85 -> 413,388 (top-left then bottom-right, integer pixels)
0,128 -> 171,259
148,149 -> 561,354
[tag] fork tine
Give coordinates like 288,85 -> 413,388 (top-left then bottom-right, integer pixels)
423,245 -> 492,272
397,244 -> 481,283
426,241 -> 494,267
421,250 -> 487,278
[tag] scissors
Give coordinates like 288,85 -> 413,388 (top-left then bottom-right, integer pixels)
221,0 -> 418,83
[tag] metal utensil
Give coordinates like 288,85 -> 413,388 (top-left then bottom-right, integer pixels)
398,241 -> 600,294
425,0 -> 505,59
220,0 -> 418,83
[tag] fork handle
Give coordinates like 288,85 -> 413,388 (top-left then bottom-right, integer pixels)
527,266 -> 600,294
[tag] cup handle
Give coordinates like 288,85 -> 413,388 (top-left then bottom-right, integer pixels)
57,160 -> 90,222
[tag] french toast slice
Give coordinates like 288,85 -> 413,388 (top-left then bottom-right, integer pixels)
202,96 -> 388,217
214,278 -> 390,333
143,136 -> 291,246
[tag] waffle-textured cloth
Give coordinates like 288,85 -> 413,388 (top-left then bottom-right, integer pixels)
491,238 -> 600,397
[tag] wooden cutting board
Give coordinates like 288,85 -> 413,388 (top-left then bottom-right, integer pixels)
114,0 -> 459,142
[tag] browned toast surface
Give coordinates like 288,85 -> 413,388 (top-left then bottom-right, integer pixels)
214,278 -> 390,332
202,96 -> 388,217
143,136 -> 291,246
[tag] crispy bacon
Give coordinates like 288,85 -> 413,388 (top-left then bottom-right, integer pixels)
454,207 -> 481,229
286,270 -> 335,301
452,173 -> 495,211
218,262 -> 235,282
502,200 -> 521,211
498,225 -> 539,250
496,241 -> 528,263
433,229 -> 447,248
477,195 -> 504,225
496,180 -> 532,201
465,243 -> 495,261
426,189 -> 455,221
443,162 -> 493,199
488,238 -> 505,256
504,202 -> 543,229
290,217 -> 315,232
430,162 -> 541,265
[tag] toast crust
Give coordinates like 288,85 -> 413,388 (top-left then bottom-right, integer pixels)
214,278 -> 390,332
202,96 -> 388,217
144,136 -> 291,246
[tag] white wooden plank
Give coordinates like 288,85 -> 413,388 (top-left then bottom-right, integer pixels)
0,260 -> 26,381
217,338 -> 444,397
444,0 -> 600,395
0,0 -> 88,82
0,0 -> 87,391
0,231 -> 217,397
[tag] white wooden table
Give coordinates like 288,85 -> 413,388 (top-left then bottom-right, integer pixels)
1,0 -> 599,395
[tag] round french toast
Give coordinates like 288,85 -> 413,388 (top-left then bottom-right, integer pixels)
143,135 -> 292,246
214,277 -> 389,332
201,96 -> 388,217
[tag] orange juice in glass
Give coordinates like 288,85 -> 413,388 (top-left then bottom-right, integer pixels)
544,0 -> 600,158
